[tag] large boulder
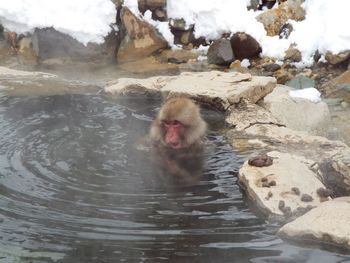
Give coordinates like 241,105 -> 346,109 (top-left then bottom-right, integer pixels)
262,85 -> 331,136
32,27 -> 113,63
105,71 -> 276,110
230,33 -> 262,60
117,7 -> 168,63
207,38 -> 235,65
278,197 -> 350,250
239,151 -> 330,219
256,0 -> 305,36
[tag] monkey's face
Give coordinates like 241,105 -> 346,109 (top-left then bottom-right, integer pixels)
161,119 -> 186,149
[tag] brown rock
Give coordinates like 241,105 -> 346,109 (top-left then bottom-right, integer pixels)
284,46 -> 301,62
256,0 -> 305,36
325,50 -> 350,65
18,37 -> 38,65
248,153 -> 273,167
230,33 -> 262,60
301,193 -> 313,202
117,7 -> 168,63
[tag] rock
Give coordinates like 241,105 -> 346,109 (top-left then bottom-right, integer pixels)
105,71 -> 276,110
256,0 -> 305,36
119,56 -> 178,74
17,37 -> 38,65
226,101 -> 282,131
321,70 -> 350,103
157,49 -> 197,64
284,46 -> 302,62
262,63 -> 281,73
248,153 -> 273,167
239,151 -> 329,218
278,197 -> 350,250
230,33 -> 262,60
229,60 -> 241,69
153,8 -> 167,21
279,23 -> 293,39
169,18 -> 189,31
117,7 -> 168,63
262,85 -> 330,136
207,39 -> 235,65
285,75 -> 315,90
138,0 -> 166,13
325,50 -> 350,65
273,69 -> 292,84
32,27 -> 110,63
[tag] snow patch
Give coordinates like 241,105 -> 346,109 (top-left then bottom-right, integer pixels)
289,88 -> 321,103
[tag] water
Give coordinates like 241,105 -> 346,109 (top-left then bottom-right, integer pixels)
0,93 -> 348,262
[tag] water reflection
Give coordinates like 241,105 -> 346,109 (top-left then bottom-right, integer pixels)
0,94 -> 348,262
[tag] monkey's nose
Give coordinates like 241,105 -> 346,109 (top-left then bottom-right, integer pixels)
170,142 -> 181,149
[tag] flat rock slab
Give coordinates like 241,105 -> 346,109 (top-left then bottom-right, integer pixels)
105,71 -> 276,110
278,197 -> 350,250
239,151 -> 330,218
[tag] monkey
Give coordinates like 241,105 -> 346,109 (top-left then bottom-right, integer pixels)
149,97 -> 207,181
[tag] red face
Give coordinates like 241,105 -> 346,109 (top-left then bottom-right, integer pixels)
162,120 -> 184,149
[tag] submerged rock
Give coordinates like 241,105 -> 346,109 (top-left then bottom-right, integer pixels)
278,197 -> 350,250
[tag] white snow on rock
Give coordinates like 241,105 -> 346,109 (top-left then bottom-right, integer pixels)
0,0 -> 116,45
289,88 -> 321,103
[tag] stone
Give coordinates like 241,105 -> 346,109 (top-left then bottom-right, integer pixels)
239,151 -> 329,218
256,0 -> 305,36
273,69 -> 292,84
105,71 -> 276,110
226,102 -> 282,131
262,63 -> 281,72
117,7 -> 168,63
32,27 -> 108,62
230,33 -> 262,60
262,85 -> 330,136
207,39 -> 235,65
284,46 -> 302,62
279,23 -> 293,39
17,37 -> 38,65
325,50 -> 350,65
278,197 -> 350,250
285,75 -> 315,90
321,70 -> 350,103
119,56 -> 178,74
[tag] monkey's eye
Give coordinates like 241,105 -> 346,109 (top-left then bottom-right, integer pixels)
162,120 -> 181,128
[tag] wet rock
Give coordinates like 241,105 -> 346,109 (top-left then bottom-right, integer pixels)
325,50 -> 350,65
105,71 -> 276,110
285,75 -> 315,90
300,193 -> 313,202
230,33 -> 262,60
256,0 -> 305,36
262,85 -> 331,136
278,197 -> 350,250
279,23 -> 293,39
17,37 -> 38,65
207,39 -> 235,66
239,151 -> 329,218
248,153 -> 273,167
117,7 -> 168,63
284,46 -> 301,62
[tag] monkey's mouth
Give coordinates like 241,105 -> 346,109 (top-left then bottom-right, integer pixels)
169,142 -> 181,149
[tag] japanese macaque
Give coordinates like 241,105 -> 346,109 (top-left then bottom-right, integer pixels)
150,97 -> 207,180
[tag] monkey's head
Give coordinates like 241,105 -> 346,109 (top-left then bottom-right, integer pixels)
150,97 -> 207,149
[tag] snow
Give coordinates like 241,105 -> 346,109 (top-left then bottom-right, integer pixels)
241,59 -> 251,68
0,0 -> 349,65
0,0 -> 116,45
289,88 -> 321,103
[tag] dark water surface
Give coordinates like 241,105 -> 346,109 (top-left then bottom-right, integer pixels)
0,93 -> 348,263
